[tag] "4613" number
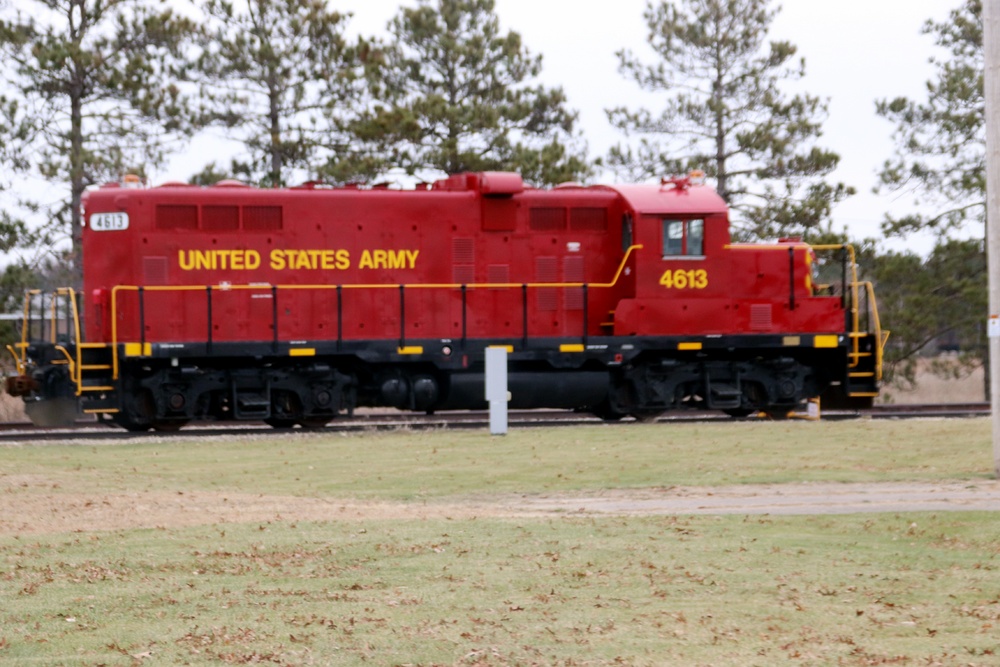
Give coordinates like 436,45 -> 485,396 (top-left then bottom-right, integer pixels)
659,268 -> 708,289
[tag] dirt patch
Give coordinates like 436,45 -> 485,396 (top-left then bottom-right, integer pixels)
4,481 -> 1000,536
0,491 -> 517,536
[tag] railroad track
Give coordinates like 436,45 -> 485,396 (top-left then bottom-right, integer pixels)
0,403 -> 989,444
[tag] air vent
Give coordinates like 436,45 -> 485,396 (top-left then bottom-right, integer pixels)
155,204 -> 197,230
530,207 -> 566,231
143,256 -> 168,285
243,205 -> 282,231
564,255 -> 584,310
536,256 -> 558,311
203,205 -> 239,231
750,304 -> 773,331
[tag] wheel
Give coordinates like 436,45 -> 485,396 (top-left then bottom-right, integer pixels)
590,400 -> 627,422
723,408 -> 755,418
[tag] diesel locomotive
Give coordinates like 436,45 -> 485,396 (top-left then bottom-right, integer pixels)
6,171 -> 887,430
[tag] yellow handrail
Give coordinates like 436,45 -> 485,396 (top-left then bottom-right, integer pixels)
863,281 -> 890,381
108,245 -> 645,379
730,243 -> 876,370
5,344 -> 23,375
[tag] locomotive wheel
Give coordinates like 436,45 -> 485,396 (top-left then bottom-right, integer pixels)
264,418 -> 297,429
590,398 -> 627,422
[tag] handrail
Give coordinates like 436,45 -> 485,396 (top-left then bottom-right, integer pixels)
862,281 -> 890,381
5,344 -> 23,375
52,344 -> 77,393
108,245 -> 645,378
729,243 -> 874,369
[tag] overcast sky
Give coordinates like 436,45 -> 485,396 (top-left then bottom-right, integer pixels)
160,0 -> 959,253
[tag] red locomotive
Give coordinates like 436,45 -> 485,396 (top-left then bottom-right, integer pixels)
7,171 -> 887,430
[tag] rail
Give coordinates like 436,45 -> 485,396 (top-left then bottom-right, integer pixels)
103,245 -> 645,380
728,242 -> 887,377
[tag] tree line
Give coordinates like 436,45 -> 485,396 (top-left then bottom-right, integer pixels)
0,0 -> 987,395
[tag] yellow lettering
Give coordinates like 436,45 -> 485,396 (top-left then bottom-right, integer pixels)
195,250 -> 212,270
292,250 -> 312,270
246,249 -> 261,270
179,250 -> 194,271
270,249 -> 286,270
387,250 -> 406,270
359,250 -> 374,269
373,249 -> 387,269
404,249 -> 419,269
336,249 -> 350,270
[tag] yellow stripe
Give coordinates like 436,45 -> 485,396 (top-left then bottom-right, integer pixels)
398,346 -> 424,355
814,335 -> 839,348
678,342 -> 702,351
488,345 -> 514,353
289,348 -> 316,357
559,344 -> 585,353
124,342 -> 151,357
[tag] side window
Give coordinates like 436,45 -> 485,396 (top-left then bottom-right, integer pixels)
621,214 -> 633,253
662,218 -> 705,257
688,219 -> 704,255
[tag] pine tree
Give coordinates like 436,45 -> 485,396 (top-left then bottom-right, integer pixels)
876,0 -> 983,236
192,0 -> 383,187
873,0 -> 986,396
607,0 -> 852,240
345,0 -> 589,186
0,0 -> 195,289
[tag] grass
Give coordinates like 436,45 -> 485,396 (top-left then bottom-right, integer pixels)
1,417 -> 999,665
1,418 -> 995,501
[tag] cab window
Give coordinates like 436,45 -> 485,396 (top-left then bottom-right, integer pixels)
662,219 -> 704,257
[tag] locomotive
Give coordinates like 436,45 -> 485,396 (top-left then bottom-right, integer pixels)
6,171 -> 886,430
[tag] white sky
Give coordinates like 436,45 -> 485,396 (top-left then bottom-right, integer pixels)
164,0 -> 957,254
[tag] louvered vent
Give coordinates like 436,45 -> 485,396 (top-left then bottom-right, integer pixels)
530,207 -> 566,231
143,257 -> 168,285
202,205 -> 239,231
243,205 -> 282,231
155,204 -> 197,230
564,255 -> 584,310
536,256 -> 558,311
750,304 -> 773,331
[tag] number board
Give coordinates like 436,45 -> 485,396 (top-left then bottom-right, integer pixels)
90,212 -> 129,231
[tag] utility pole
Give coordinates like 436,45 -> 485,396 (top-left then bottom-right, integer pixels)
986,0 -> 1000,476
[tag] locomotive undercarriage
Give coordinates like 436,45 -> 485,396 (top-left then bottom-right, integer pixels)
108,360 -> 358,431
8,334 -> 861,430
597,354 -> 827,421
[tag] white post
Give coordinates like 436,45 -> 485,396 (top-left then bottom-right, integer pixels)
986,0 -> 1000,476
485,346 -> 508,435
